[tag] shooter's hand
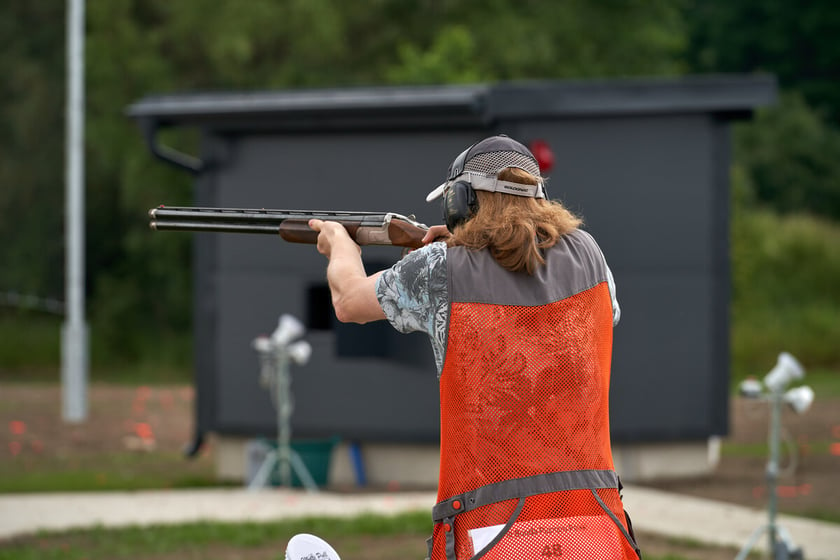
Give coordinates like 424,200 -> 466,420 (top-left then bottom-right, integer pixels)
422,224 -> 452,245
309,219 -> 360,260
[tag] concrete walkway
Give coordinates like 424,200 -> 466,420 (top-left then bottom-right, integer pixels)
622,486 -> 840,559
1,485 -> 838,559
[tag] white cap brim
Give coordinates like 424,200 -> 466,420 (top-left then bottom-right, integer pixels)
426,182 -> 447,202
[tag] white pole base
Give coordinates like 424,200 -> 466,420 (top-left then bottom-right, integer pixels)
61,321 -> 89,422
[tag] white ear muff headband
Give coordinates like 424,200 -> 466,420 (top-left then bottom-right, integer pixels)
459,172 -> 546,199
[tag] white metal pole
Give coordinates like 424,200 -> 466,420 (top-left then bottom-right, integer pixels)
62,0 -> 88,422
766,389 -> 782,557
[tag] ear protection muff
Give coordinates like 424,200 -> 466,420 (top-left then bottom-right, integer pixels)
441,143 -> 478,232
443,180 -> 478,232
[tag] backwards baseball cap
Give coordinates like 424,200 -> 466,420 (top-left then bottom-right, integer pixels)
425,135 -> 546,202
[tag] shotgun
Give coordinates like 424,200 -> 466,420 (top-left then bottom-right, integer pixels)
148,205 -> 430,249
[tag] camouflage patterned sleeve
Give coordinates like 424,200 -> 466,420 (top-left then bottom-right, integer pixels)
375,242 -> 449,374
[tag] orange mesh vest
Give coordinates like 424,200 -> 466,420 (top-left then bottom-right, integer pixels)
430,229 -> 640,560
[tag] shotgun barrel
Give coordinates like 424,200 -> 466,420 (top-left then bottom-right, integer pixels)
148,205 -> 429,248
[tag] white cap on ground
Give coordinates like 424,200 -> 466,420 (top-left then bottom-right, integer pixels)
285,533 -> 342,560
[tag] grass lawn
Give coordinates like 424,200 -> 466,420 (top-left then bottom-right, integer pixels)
0,512 -> 744,560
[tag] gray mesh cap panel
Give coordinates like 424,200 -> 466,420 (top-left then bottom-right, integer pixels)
464,150 -> 542,178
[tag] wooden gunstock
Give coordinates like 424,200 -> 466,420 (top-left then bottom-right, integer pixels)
277,219 -> 361,245
386,219 -> 426,249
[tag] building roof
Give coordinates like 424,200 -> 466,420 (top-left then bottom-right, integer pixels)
126,74 -> 777,131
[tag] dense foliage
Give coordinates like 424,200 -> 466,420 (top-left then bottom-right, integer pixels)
685,0 -> 840,121
0,0 -> 838,376
684,0 -> 840,221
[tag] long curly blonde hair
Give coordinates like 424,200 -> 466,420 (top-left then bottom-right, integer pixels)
448,167 -> 582,274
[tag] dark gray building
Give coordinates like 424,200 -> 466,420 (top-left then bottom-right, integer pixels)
129,75 -> 776,482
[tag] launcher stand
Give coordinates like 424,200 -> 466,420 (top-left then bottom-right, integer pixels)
248,315 -> 318,493
735,385 -> 804,560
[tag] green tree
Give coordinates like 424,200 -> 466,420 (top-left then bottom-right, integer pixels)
734,93 -> 840,219
685,0 -> 840,220
384,1 -> 686,83
685,0 -> 840,122
0,3 -> 66,300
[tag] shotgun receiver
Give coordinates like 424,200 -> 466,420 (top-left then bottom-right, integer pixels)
148,206 -> 430,249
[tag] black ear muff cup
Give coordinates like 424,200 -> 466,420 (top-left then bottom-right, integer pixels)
444,180 -> 478,232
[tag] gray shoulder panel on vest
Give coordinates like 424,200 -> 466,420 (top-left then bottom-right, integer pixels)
447,229 -> 609,305
432,469 -> 620,521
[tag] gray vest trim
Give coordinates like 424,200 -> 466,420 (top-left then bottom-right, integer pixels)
472,497 -> 526,560
432,469 -> 619,522
447,229 -> 609,306
591,488 -> 642,557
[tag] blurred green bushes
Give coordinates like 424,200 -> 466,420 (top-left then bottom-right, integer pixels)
731,206 -> 840,378
0,309 -> 191,383
728,91 -> 840,379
